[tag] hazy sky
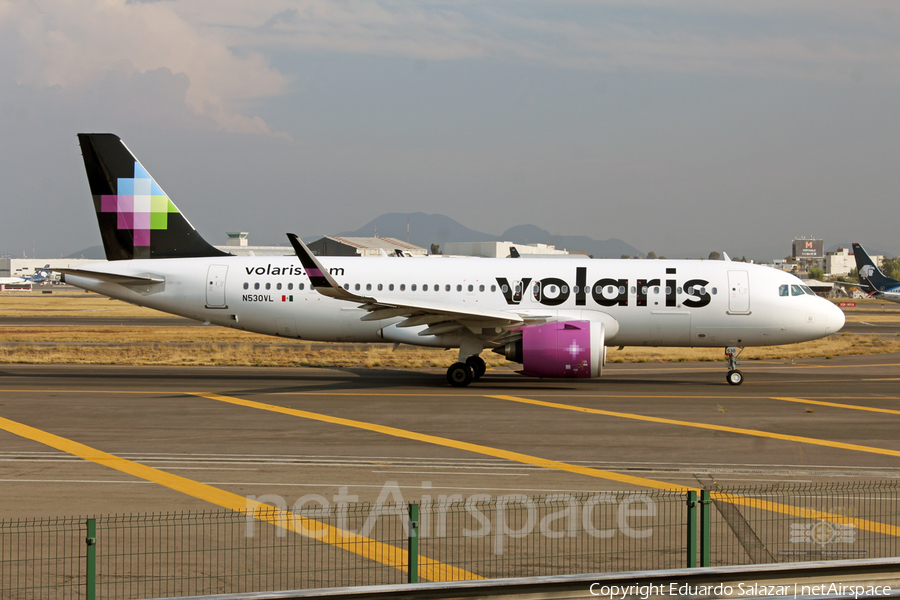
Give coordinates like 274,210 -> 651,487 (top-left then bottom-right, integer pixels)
2,1 -> 899,260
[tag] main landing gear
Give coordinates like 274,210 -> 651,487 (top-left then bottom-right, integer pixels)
446,355 -> 486,387
725,346 -> 744,385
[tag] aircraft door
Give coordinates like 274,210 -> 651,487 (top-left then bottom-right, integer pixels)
206,265 -> 228,308
727,270 -> 750,314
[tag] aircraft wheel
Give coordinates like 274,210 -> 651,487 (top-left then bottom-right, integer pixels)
447,362 -> 474,387
727,370 -> 744,386
466,355 -> 487,379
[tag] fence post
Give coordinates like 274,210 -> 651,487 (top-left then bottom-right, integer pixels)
85,518 -> 97,600
686,491 -> 697,568
408,503 -> 420,584
700,490 -> 711,567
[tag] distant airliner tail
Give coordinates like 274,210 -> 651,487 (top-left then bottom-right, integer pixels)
77,133 -> 229,261
852,243 -> 898,291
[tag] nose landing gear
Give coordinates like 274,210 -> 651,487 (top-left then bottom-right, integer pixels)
725,346 -> 744,385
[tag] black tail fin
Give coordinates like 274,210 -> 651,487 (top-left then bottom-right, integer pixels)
77,133 -> 229,260
852,243 -> 898,290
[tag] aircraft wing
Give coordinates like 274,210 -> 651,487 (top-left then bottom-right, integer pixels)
286,234 -> 527,340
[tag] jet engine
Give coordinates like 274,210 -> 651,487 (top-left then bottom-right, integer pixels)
495,320 -> 606,378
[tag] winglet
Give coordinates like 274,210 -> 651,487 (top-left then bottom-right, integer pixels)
286,233 -> 368,302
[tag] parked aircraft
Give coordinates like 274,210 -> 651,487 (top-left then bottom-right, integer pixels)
0,277 -> 30,287
56,134 -> 845,386
852,243 -> 900,303
1,266 -> 53,287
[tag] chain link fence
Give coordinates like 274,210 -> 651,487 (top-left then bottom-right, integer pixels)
1,482 -> 898,599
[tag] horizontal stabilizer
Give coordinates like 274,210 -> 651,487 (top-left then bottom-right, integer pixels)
53,268 -> 165,286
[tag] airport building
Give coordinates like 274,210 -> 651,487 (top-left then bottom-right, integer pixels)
442,241 -> 571,258
212,232 -> 292,257
307,236 -> 427,257
0,258 -> 97,283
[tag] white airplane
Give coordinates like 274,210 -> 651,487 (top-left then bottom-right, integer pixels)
57,134 -> 845,387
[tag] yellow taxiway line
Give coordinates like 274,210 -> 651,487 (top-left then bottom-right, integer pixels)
0,414 -> 478,583
193,392 -> 900,538
487,395 -> 900,459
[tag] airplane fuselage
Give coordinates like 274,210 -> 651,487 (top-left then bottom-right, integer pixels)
65,255 -> 844,349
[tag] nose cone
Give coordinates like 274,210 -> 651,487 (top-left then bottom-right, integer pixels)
823,300 -> 846,335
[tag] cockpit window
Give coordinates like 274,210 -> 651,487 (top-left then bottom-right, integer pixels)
779,284 -> 789,297
801,285 -> 815,295
791,284 -> 804,296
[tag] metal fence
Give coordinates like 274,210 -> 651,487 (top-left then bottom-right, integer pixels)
1,482 -> 899,599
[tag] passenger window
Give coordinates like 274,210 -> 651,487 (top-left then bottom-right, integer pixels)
378,283 -> 383,291
445,284 -> 451,292
254,283 -> 260,290
665,286 -> 671,295
287,283 -> 293,291
298,283 -> 305,290
711,287 -> 717,295
676,287 -> 682,294
548,285 -> 557,294
400,284 -> 406,291
791,285 -> 804,296
343,283 -> 349,290
265,283 -> 271,290
423,284 -> 428,291
277,283 -> 282,290
411,284 -> 417,291
243,282 -> 249,290
573,285 -> 580,294
779,285 -> 789,297
631,286 -> 636,294
501,285 -> 508,293
642,286 -> 648,294
491,285 -> 496,292
457,284 -> 463,292
619,286 -> 626,295
355,283 -> 360,291
468,284 -> 474,292
389,284 -> 394,291
561,285 -> 568,294
653,287 -> 659,294
366,283 -> 372,291
479,284 -> 485,292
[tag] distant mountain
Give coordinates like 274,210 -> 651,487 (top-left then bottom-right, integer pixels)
336,213 -> 644,257
500,224 -> 643,259
66,246 -> 106,260
336,213 -> 496,247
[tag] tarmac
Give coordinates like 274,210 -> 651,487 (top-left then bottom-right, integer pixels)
1,356 -> 899,519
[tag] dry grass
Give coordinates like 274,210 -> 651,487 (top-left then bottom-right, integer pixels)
2,291 -> 899,368
0,290 -> 170,318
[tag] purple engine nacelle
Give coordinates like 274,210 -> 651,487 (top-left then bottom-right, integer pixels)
497,320 -> 606,378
